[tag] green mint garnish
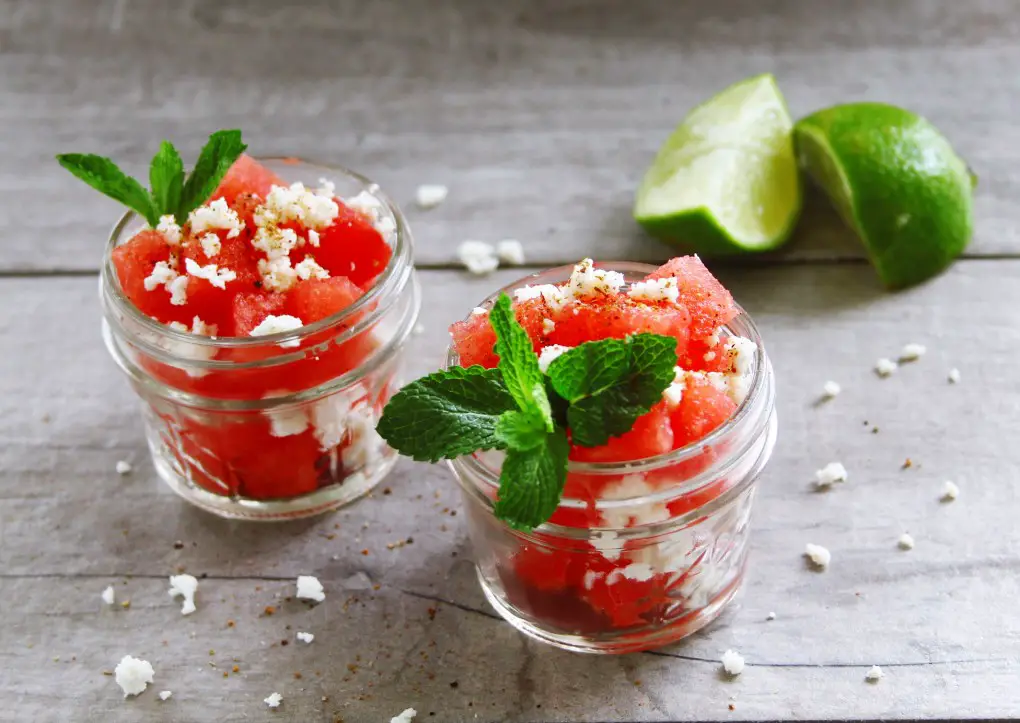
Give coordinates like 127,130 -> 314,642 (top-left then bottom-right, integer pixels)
56,129 -> 247,227
375,366 -> 515,463
547,334 -> 677,447
377,295 -> 679,531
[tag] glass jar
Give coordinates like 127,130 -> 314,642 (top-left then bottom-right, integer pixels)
449,263 -> 777,653
101,160 -> 421,520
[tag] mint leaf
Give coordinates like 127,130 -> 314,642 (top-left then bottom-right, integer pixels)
489,293 -> 553,432
493,427 -> 570,531
177,129 -> 247,221
149,141 -> 184,220
376,366 -> 515,462
547,333 -> 676,447
494,409 -> 549,451
56,154 -> 158,226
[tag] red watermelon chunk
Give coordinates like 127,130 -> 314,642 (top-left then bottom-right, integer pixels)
570,402 -> 674,464
646,256 -> 738,340
110,230 -> 188,325
668,374 -> 737,448
212,154 -> 285,205
285,276 -> 363,323
311,204 -> 393,288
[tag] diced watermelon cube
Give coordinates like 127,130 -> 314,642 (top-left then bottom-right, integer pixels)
285,276 -> 363,323
668,374 -> 737,448
212,155 -> 285,205
449,314 -> 498,369
646,256 -> 738,339
310,204 -> 393,289
570,402 -> 674,465
110,230 -> 188,325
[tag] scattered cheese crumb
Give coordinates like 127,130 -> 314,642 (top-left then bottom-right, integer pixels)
115,460 -> 132,475
415,184 -> 449,209
564,258 -> 625,300
704,351 -> 717,362
940,480 -> 960,502
805,543 -> 831,569
156,215 -> 182,246
537,345 -> 573,373
948,368 -> 961,384
815,462 -> 848,489
296,575 -> 325,602
899,343 -> 926,361
766,611 -> 776,621
497,239 -> 526,265
101,585 -> 116,605
628,277 -> 679,304
296,632 -> 314,644
470,306 -> 488,316
307,228 -> 321,247
875,358 -> 897,377
189,198 -> 245,237
457,241 -> 499,275
390,708 -> 417,723
822,381 -> 841,398
662,382 -> 684,407
249,314 -> 304,348
898,533 -> 915,550
619,563 -> 655,582
542,318 -> 555,335
198,233 -> 222,257
294,255 -> 330,281
168,574 -> 198,615
259,182 -> 339,230
158,690 -> 172,701
114,655 -> 154,697
513,283 -> 568,312
264,692 -> 283,708
865,665 -> 884,682
167,275 -> 189,306
720,649 -> 745,676
724,336 -> 757,376
184,258 -> 237,290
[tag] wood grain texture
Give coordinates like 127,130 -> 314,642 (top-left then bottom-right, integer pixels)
2,264 -> 1019,721
2,0 -> 1018,272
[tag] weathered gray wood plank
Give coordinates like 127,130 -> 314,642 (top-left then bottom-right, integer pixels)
2,0 -> 1017,272
2,263 -> 1019,721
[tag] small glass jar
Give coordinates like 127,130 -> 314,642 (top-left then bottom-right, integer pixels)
101,160 -> 421,520
449,263 -> 777,653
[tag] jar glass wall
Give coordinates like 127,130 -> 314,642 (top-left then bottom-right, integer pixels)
448,263 -> 777,653
100,160 -> 421,520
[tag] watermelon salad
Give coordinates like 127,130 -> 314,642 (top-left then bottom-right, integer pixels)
108,155 -> 399,502
449,257 -> 758,633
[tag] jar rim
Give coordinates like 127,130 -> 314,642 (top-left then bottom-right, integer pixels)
100,157 -> 413,351
446,261 -> 776,516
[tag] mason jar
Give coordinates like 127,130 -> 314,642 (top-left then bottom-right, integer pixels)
448,263 -> 777,653
100,160 -> 421,520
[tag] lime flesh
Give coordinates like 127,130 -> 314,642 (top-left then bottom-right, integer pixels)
794,102 -> 974,288
634,74 -> 802,253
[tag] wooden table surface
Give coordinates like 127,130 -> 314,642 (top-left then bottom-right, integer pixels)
3,1 -> 1019,721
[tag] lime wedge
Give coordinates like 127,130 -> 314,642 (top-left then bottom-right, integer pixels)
794,103 -> 974,288
634,74 -> 802,253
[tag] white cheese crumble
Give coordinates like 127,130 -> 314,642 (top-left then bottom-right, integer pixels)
497,239 -> 526,265
263,394 -> 309,438
115,460 -> 132,475
198,232 -> 221,257
259,182 -> 339,230
815,462 -> 847,489
537,345 -> 573,373
940,480 -> 960,502
296,631 -> 314,644
307,228 -> 321,247
158,690 -> 172,701
704,351 -> 717,362
296,575 -> 326,602
900,343 -> 926,361
294,255 -> 330,281
457,240 -> 499,275
168,574 -> 198,615
156,215 -> 182,246
822,381 -> 841,398
898,532 -> 915,550
415,184 -> 448,209
308,391 -> 354,451
341,402 -> 385,471
514,283 -> 568,312
264,692 -> 283,708
114,655 -> 154,697
619,562 -> 655,582
101,585 -> 116,605
598,474 -> 670,529
344,189 -> 397,240
542,318 -> 555,335
184,257 -> 237,290
390,708 -> 417,723
805,543 -> 831,569
564,258 -> 625,300
145,259 -> 189,305
721,649 -> 745,676
582,570 -> 602,590
628,277 -> 679,304
948,368 -> 961,384
249,314 -> 304,348
590,530 -> 621,561
257,254 -> 299,293
471,306 -> 488,316
766,611 -> 776,621
189,198 -> 244,237
724,335 -> 757,376
875,358 -> 897,377
167,275 -> 189,306
865,665 -> 884,682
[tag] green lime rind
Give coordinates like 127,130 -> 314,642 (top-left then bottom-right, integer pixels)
794,102 -> 974,289
634,73 -> 803,253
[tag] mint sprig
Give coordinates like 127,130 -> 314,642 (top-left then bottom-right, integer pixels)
376,296 -> 679,530
547,334 -> 677,447
56,129 -> 247,227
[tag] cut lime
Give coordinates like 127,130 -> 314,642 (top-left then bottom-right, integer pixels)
634,74 -> 802,253
794,103 -> 974,288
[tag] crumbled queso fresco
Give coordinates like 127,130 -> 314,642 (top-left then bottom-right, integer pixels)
805,543 -> 831,569
390,708 -> 417,723
114,655 -> 154,697
168,574 -> 198,615
720,649 -> 745,676
296,575 -> 326,602
264,692 -> 283,708
815,461 -> 848,488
